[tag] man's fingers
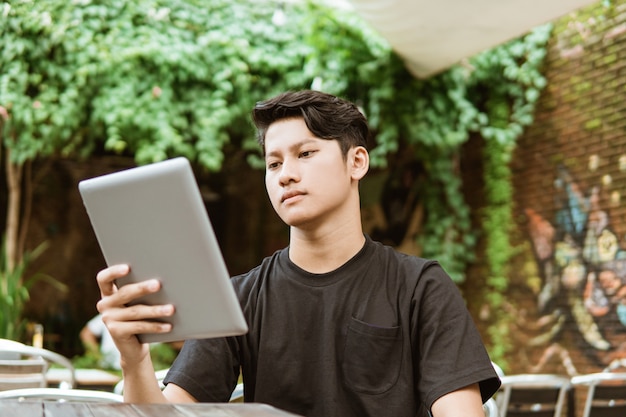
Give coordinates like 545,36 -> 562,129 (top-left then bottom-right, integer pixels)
116,303 -> 175,322
103,304 -> 175,338
114,279 -> 162,305
107,319 -> 173,338
96,279 -> 164,313
96,264 -> 130,296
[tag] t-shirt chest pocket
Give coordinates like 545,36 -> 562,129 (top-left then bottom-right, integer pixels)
342,317 -> 403,395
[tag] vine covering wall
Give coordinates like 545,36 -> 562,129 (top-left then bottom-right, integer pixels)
509,0 -> 626,374
2,0 -> 554,353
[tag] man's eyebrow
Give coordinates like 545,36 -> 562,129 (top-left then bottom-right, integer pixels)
265,138 -> 318,158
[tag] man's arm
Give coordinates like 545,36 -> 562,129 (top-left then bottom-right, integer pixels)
120,355 -> 196,403
163,383 -> 199,402
79,326 -> 100,356
430,383 -> 485,417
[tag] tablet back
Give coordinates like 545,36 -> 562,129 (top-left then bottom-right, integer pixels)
78,157 -> 248,343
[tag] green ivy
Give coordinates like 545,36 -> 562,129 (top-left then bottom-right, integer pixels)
471,24 -> 552,366
1,0 -> 552,359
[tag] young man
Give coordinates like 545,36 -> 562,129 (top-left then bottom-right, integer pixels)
79,313 -> 121,370
95,90 -> 500,417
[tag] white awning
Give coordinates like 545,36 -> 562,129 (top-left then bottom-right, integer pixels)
345,0 -> 599,78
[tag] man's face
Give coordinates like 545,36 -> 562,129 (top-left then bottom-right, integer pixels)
264,117 -> 353,229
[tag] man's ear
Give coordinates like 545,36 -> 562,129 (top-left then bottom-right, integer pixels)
350,146 -> 369,180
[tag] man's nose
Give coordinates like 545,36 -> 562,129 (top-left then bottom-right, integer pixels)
279,159 -> 300,185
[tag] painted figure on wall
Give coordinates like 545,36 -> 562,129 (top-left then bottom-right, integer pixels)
525,164 -> 626,370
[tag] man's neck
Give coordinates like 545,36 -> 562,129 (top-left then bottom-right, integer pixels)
288,220 -> 366,274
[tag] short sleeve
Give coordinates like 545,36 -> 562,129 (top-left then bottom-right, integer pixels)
163,337 -> 241,402
86,314 -> 105,337
412,264 -> 500,409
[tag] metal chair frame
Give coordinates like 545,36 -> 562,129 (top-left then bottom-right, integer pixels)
0,357 -> 48,390
484,397 -> 500,417
571,372 -> 626,417
0,342 -> 76,390
0,387 -> 123,402
496,374 -> 571,417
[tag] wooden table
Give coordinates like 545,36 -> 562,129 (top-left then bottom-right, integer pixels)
46,368 -> 121,391
0,401 -> 303,416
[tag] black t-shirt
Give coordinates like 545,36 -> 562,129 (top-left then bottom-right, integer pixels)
164,236 -> 500,417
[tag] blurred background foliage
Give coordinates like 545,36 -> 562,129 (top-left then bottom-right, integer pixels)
1,0 -> 552,363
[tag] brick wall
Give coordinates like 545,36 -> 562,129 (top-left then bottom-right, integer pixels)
510,0 -> 626,375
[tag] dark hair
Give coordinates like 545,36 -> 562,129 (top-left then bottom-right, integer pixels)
252,90 -> 370,157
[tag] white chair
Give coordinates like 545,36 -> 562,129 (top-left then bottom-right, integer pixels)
492,361 -> 505,378
571,372 -> 626,417
495,374 -> 571,417
0,343 -> 76,389
0,339 -> 28,353
483,361 -> 504,417
229,382 -> 244,402
0,387 -> 123,402
0,356 -> 48,390
484,397 -> 500,417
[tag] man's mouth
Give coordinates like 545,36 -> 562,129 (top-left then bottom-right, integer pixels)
281,190 -> 303,203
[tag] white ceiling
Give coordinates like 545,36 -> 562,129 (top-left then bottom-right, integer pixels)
345,0 -> 600,78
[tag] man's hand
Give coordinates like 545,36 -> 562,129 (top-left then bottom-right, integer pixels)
95,264 -> 175,369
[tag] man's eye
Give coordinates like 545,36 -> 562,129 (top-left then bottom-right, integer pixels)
300,150 -> 315,158
267,161 -> 280,169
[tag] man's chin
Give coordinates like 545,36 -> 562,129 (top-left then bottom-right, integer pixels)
283,214 -> 317,230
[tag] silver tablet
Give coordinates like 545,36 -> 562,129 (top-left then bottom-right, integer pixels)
78,157 -> 248,343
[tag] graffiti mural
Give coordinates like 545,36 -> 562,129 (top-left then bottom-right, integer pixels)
525,163 -> 626,371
